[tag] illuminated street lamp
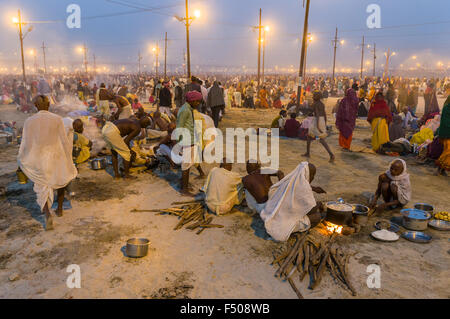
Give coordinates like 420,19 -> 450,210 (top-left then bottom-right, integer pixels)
12,9 -> 33,82
262,25 -> 270,82
28,49 -> 38,72
76,44 -> 88,74
151,45 -> 160,78
174,0 -> 201,79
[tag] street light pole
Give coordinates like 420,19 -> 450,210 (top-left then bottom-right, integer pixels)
41,41 -> 47,74
185,0 -> 191,79
262,27 -> 266,83
331,27 -> 338,90
372,43 -> 376,77
164,31 -> 168,78
83,43 -> 88,74
138,50 -> 142,74
257,8 -> 262,93
17,9 -> 26,83
296,0 -> 310,107
360,35 -> 365,80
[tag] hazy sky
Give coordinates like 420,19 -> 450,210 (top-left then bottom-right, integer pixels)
1,0 -> 450,73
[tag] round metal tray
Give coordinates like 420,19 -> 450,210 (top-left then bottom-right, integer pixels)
374,220 -> 400,233
428,219 -> 450,231
401,231 -> 432,243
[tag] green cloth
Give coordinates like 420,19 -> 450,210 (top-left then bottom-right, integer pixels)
176,102 -> 195,146
438,96 -> 450,139
271,115 -> 281,128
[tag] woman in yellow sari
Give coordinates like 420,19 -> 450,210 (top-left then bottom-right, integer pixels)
367,92 -> 393,152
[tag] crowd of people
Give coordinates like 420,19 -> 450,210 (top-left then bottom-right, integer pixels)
4,71 -> 449,239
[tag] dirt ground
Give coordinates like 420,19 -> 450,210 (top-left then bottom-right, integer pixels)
0,98 -> 448,299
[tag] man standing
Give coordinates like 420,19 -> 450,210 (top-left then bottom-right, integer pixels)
158,80 -> 173,116
176,91 -> 206,196
96,83 -> 115,117
17,95 -> 77,230
113,95 -> 133,120
207,81 -> 225,128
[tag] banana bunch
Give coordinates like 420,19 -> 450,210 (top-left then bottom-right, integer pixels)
435,211 -> 449,221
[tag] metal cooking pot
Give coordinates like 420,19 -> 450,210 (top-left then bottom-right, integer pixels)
401,208 -> 431,231
126,238 -> 150,258
414,203 -> 434,214
90,158 -> 106,170
325,201 -> 354,226
352,204 -> 369,226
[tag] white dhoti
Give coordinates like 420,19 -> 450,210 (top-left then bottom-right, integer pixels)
181,145 -> 200,171
17,111 -> 77,211
245,189 -> 266,215
155,144 -> 182,164
233,92 -> 242,106
147,129 -> 168,139
99,100 -> 110,116
118,104 -> 133,119
102,121 -> 131,161
203,167 -> 244,215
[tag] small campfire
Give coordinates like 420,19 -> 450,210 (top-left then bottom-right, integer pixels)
324,221 -> 343,234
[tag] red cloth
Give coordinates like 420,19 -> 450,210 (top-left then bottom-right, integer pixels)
339,133 -> 352,149
367,97 -> 392,124
284,118 -> 301,138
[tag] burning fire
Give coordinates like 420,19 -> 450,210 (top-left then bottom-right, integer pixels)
325,221 -> 343,234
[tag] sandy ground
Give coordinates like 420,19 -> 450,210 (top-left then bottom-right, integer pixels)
0,98 -> 449,299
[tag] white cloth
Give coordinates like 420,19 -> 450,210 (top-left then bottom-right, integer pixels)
385,159 -> 411,205
203,167 -> 244,215
260,162 -> 316,242
118,104 -> 133,119
17,111 -> 77,210
181,145 -> 200,171
155,144 -> 182,164
308,116 -> 327,139
245,189 -> 266,215
159,106 -> 172,117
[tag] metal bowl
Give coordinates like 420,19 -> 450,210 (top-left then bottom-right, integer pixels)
90,158 -> 107,170
126,238 -> 150,258
401,231 -> 432,243
352,204 -> 369,226
414,203 -> 434,213
374,220 -> 400,233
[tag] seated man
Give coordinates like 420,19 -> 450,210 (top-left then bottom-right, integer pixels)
284,112 -> 301,138
73,119 -> 92,164
271,110 -> 287,135
202,158 -> 244,215
242,160 -> 284,215
244,161 -> 326,241
369,159 -> 411,211
101,116 -> 151,178
153,122 -> 179,168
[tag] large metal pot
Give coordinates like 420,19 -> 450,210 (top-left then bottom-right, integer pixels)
126,238 -> 150,258
325,201 -> 354,226
401,208 -> 431,231
90,158 -> 106,170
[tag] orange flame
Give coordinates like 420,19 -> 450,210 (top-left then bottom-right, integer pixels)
325,221 -> 343,234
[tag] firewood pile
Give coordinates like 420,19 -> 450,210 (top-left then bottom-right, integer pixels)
272,231 -> 356,298
130,199 -> 224,235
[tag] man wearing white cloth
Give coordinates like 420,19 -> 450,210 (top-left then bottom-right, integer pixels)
244,161 -> 325,241
17,95 -> 77,230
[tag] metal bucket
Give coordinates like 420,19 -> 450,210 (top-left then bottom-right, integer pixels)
16,169 -> 28,184
126,238 -> 150,258
352,204 -> 369,226
401,209 -> 431,231
90,158 -> 106,170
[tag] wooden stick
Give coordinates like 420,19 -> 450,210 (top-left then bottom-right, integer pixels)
288,278 -> 304,299
275,233 -> 305,278
330,249 -> 357,296
198,224 -> 224,228
282,233 -> 309,280
309,248 -> 330,290
299,244 -> 310,281
272,250 -> 289,266
196,217 -> 213,235
130,209 -> 161,213
171,200 -> 201,205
